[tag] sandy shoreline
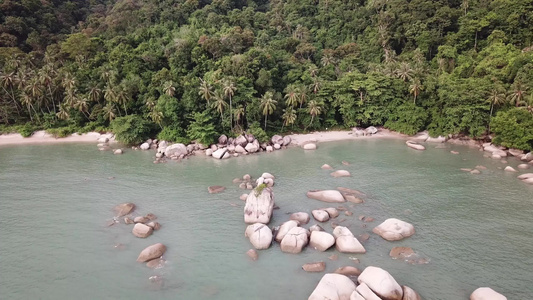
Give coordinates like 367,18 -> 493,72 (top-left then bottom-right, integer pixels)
0,130 -> 115,146
0,128 -> 408,148
286,128 -> 409,146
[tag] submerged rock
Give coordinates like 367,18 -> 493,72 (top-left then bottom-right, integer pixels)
290,212 -> 310,225
334,266 -> 361,277
307,190 -> 345,203
321,164 -> 333,170
330,170 -> 351,177
246,249 -> 258,261
208,186 -> 226,194
406,141 -> 425,150
303,143 -> 317,150
389,247 -> 415,259
113,203 -> 136,217
302,262 -> 326,272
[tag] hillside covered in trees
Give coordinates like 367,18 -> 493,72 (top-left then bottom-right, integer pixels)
1,0 -> 532,149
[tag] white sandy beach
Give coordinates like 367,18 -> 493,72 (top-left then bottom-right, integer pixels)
0,130 -> 115,146
286,128 -> 409,146
0,128 -> 408,147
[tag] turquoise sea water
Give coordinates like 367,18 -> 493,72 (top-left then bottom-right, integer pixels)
1,139 -> 532,299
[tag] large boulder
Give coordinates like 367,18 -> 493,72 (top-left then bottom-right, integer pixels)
356,283 -> 382,300
373,218 -> 415,241
113,203 -> 136,217
235,135 -> 248,147
307,190 -> 346,203
132,223 -> 153,238
309,231 -> 335,251
331,170 -> 351,177
137,243 -> 167,262
244,187 -> 275,224
402,286 -> 421,300
140,142 -> 150,150
411,131 -> 429,141
303,143 -> 317,150
218,134 -> 228,145
164,143 -> 188,157
426,136 -> 446,143
358,266 -> 403,300
365,126 -> 378,135
290,212 -> 310,225
350,291 -> 366,300
517,173 -> 533,179
282,135 -> 291,146
235,145 -> 247,154
470,287 -> 507,300
406,141 -> 425,150
275,220 -> 299,242
333,226 -> 366,253
308,273 -> 357,300
521,152 -> 533,161
335,266 -> 361,277
312,210 -> 330,222
271,135 -> 283,145
245,142 -> 259,153
280,227 -> 309,253
212,148 -> 228,159
245,223 -> 272,250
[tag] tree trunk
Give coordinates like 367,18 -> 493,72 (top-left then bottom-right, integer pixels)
264,114 -> 268,131
229,95 -> 232,131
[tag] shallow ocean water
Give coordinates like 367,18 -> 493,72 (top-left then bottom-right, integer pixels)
1,139 -> 532,299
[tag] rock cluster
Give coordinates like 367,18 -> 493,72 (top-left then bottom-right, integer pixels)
352,126 -> 379,136
309,266 -> 421,300
206,134 -> 291,160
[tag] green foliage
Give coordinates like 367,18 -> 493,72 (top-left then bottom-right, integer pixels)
46,126 -> 79,138
186,111 -> 218,146
385,103 -> 428,135
17,124 -> 36,138
491,108 -> 533,151
110,115 -> 153,145
247,122 -> 269,143
157,126 -> 190,144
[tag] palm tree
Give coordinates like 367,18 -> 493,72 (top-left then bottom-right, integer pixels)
74,97 -> 90,119
508,81 -> 529,107
89,87 -> 102,103
211,90 -> 228,125
39,68 -> 57,113
0,71 -> 20,114
281,107 -> 297,131
299,86 -> 308,109
487,87 -> 506,132
409,79 -> 424,105
104,85 -> 117,104
62,72 -> 76,92
198,78 -> 213,105
395,62 -> 414,82
115,86 -> 130,116
102,102 -> 116,123
56,103 -> 70,120
308,65 -> 318,77
20,92 -> 36,121
310,78 -> 322,94
260,92 -> 277,130
163,81 -> 176,97
284,85 -> 300,108
306,100 -> 322,130
149,109 -> 164,128
223,79 -> 236,130
234,105 -> 245,127
321,54 -> 336,67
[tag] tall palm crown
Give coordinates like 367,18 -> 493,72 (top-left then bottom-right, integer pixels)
260,92 -> 277,130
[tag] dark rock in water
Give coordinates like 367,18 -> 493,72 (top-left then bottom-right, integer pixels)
345,211 -> 353,216
113,203 -> 136,217
328,254 -> 338,261
390,247 -> 415,259
337,187 -> 365,196
218,134 -> 228,145
137,243 -> 166,262
146,258 -> 165,269
147,221 -> 161,231
358,233 -> 370,242
246,249 -> 258,261
145,213 -> 157,221
134,216 -> 149,224
208,186 -> 226,194
341,161 -> 350,166
124,217 -> 134,224
302,262 -> 326,272
363,217 -> 375,223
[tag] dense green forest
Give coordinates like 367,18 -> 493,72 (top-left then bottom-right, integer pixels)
1,0 -> 532,149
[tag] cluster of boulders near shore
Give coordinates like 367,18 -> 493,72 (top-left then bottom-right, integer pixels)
230,170 -> 427,300
110,203 -> 167,286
